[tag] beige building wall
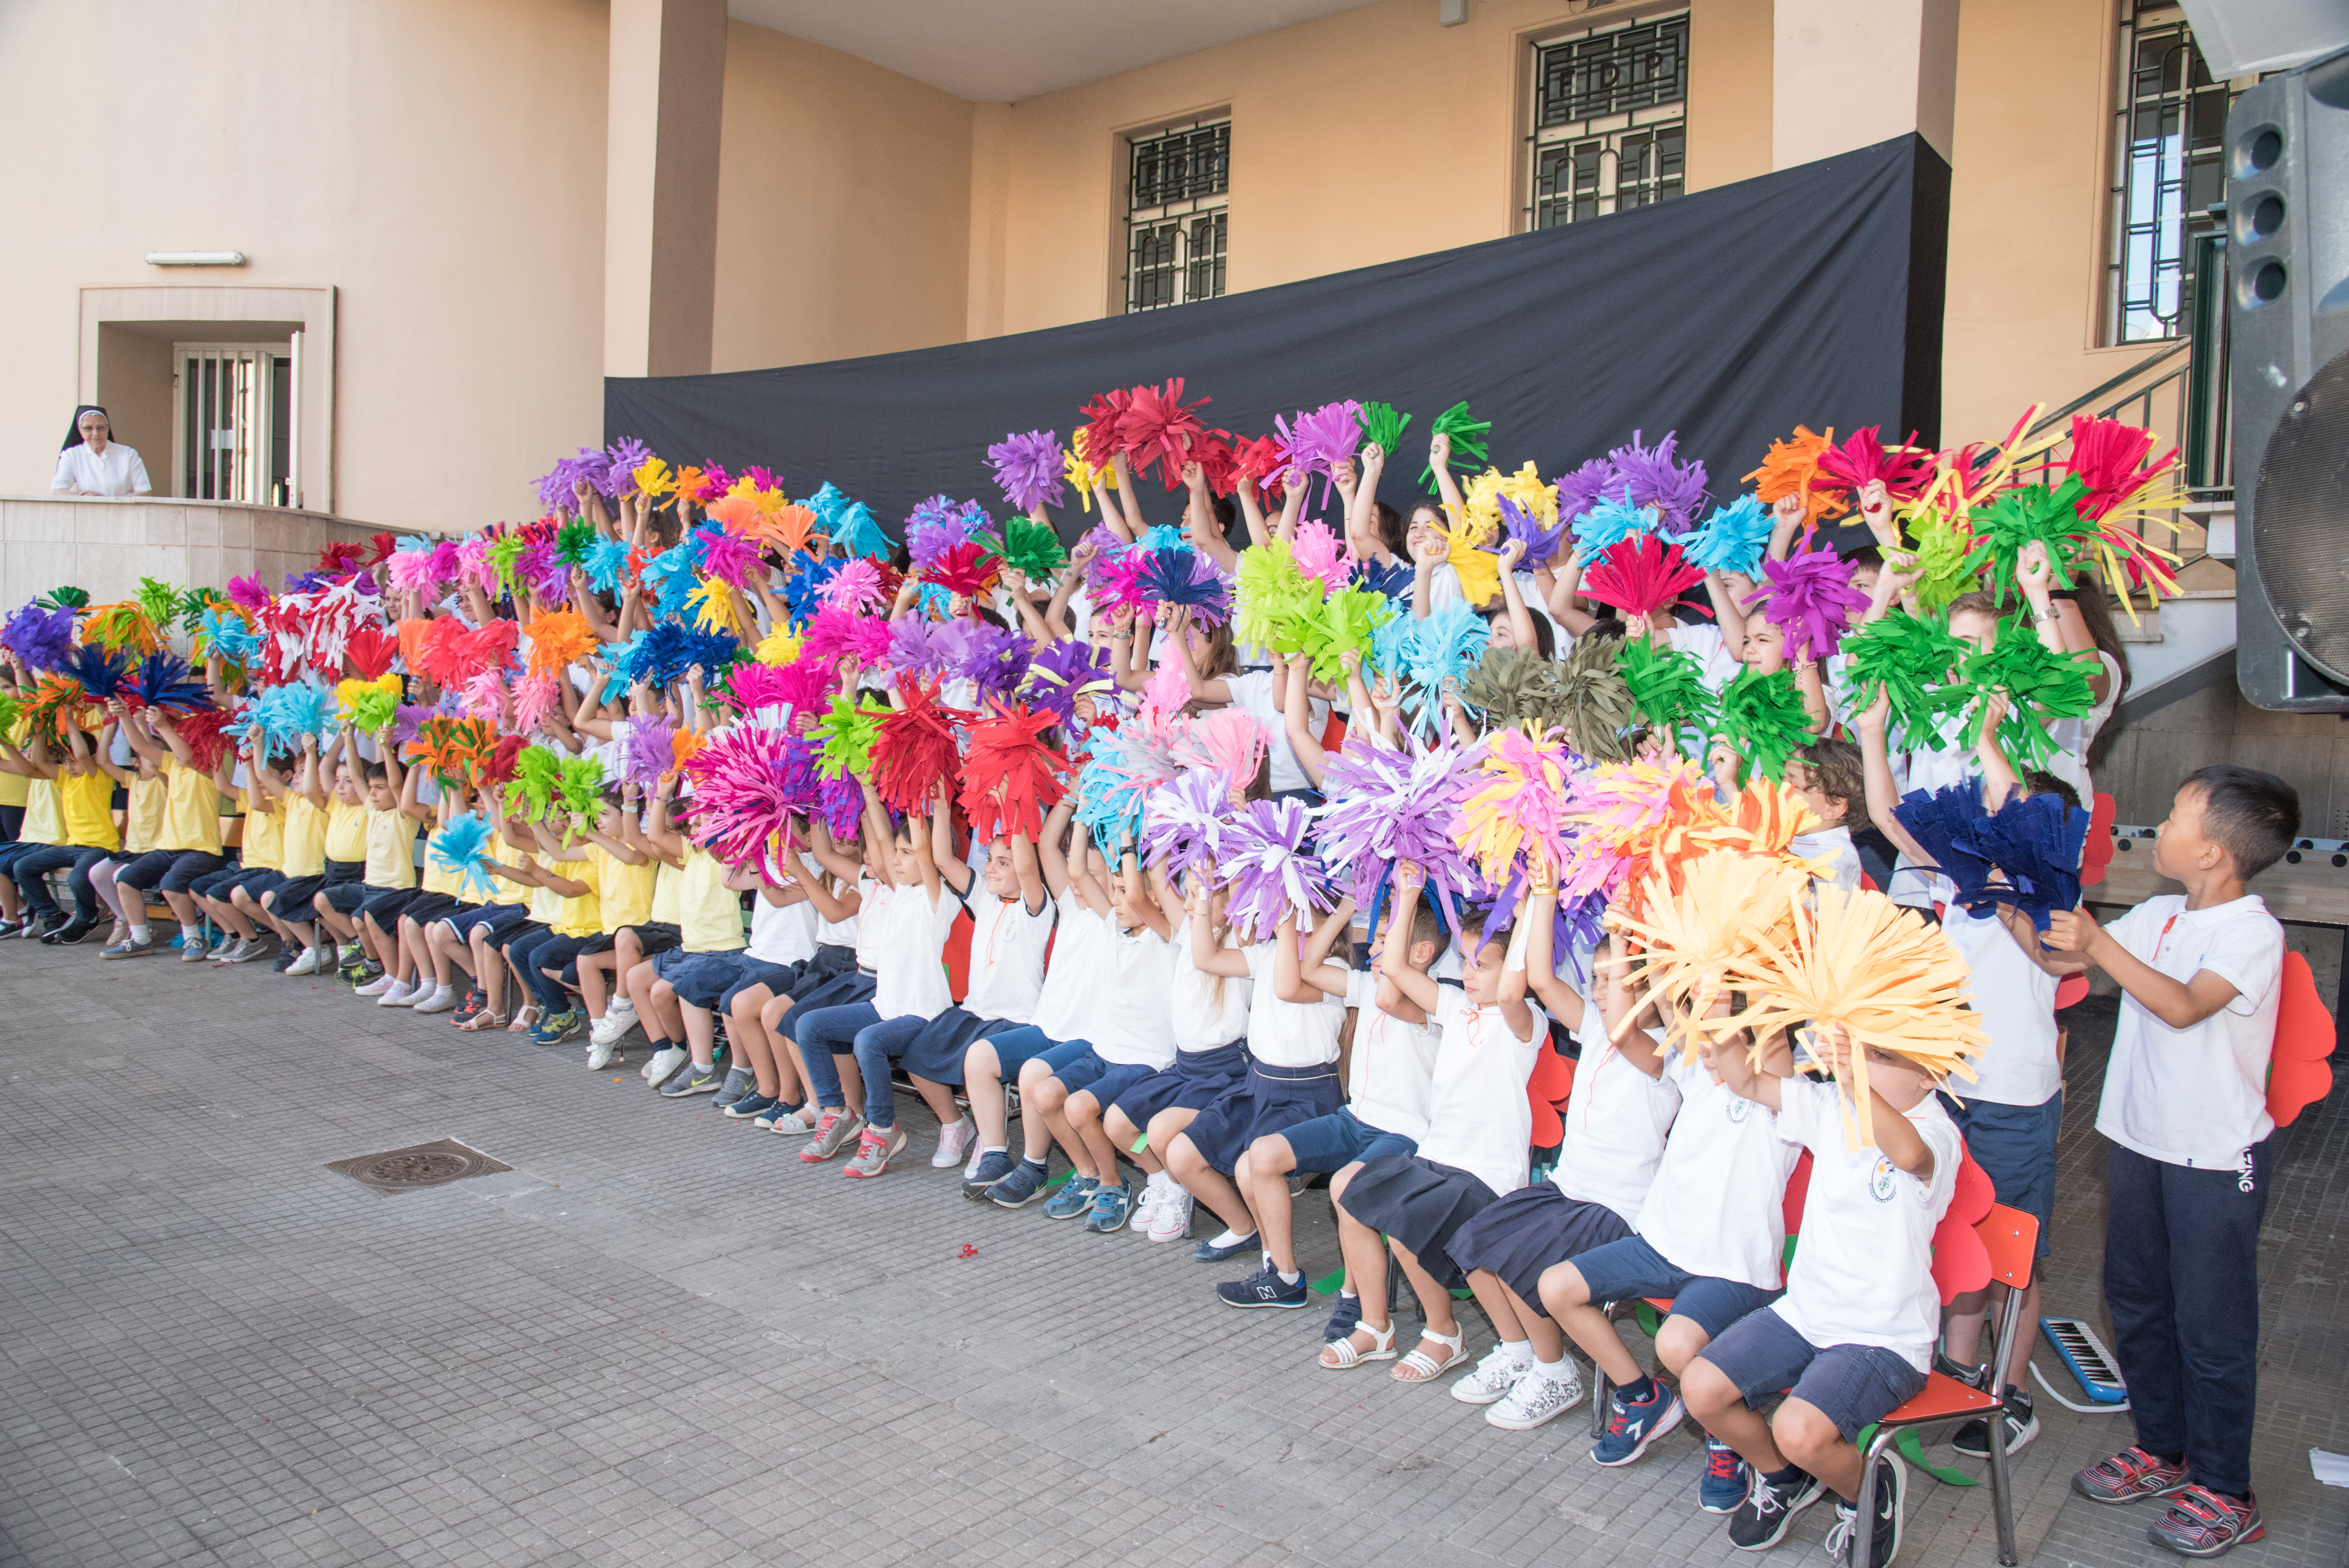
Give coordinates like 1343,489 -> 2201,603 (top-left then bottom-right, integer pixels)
975,0 -> 1775,337
712,21 -> 975,372
0,0 -> 610,533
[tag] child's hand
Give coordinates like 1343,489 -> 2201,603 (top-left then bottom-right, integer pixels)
1499,536 -> 1527,571
1414,531 -> 1448,566
1771,492 -> 1805,533
1978,690 -> 2010,740
1428,431 -> 1451,470
1855,689 -> 1893,733
1393,859 -> 1425,898
1857,479 -> 1893,538
2043,907 -> 2100,956
2018,540 -> 2054,594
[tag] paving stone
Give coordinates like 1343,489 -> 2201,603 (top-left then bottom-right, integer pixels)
2,948 -> 2344,1566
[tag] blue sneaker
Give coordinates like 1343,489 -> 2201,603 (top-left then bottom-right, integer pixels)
1084,1180 -> 1131,1233
1217,1263 -> 1310,1309
1700,1433 -> 1748,1514
1321,1291 -> 1362,1342
531,1009 -> 585,1045
1191,1229 -> 1259,1263
724,1092 -> 779,1122
1043,1176 -> 1099,1220
1591,1381 -> 1686,1466
986,1160 -> 1052,1208
961,1150 -> 1016,1198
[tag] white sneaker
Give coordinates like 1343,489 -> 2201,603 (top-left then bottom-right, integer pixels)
1486,1367 -> 1584,1431
607,996 -> 637,1021
352,974 -> 395,998
1452,1345 -> 1532,1406
377,980 -> 419,1007
1146,1185 -> 1194,1243
1128,1177 -> 1164,1233
411,984 -> 458,1015
931,1117 -> 977,1169
643,1046 -> 688,1087
286,946 -> 321,976
589,1013 -> 635,1048
586,1037 -> 618,1071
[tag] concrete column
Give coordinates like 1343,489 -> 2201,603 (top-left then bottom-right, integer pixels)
965,102 -> 1013,343
1771,0 -> 1959,169
604,0 -> 727,378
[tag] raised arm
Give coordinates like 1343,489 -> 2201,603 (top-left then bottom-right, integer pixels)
1277,652 -> 1327,792
929,783 -> 970,899
1519,884 -> 1586,1035
1377,862 -> 1442,1017
1852,690 -> 1930,865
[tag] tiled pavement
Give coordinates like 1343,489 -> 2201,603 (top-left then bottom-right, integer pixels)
2,940 -> 2345,1568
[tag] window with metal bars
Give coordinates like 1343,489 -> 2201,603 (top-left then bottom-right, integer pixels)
1124,116 -> 1229,313
2106,5 -> 2233,343
1526,12 -> 1688,231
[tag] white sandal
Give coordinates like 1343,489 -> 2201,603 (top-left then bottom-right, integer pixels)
1318,1319 -> 1399,1370
507,1005 -> 542,1034
1392,1327 -> 1468,1383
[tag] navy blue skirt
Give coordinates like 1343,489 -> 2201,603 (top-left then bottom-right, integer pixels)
1112,1040 -> 1249,1127
1179,1060 -> 1343,1175
777,971 -> 876,1042
898,1007 -> 1025,1085
1334,1155 -> 1502,1290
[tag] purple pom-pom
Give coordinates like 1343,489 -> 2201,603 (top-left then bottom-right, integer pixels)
1554,458 -> 1620,526
988,429 -> 1068,513
1607,430 -> 1708,533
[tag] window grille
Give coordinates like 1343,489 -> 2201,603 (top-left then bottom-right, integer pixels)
1124,116 -> 1229,312
2106,5 -> 2233,343
1526,12 -> 1688,230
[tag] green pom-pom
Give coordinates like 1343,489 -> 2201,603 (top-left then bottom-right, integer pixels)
1233,540 -> 1320,655
555,518 -> 598,568
979,515 -> 1069,583
1295,586 -> 1393,683
813,691 -> 889,779
180,586 -> 229,635
1554,634 -> 1638,761
1902,512 -> 1981,612
1960,616 -> 2098,772
135,577 -> 184,629
1964,476 -> 2093,593
37,586 -> 89,611
1836,614 -> 1970,751
1360,401 -> 1412,459
556,753 -> 606,834
0,695 -> 20,737
513,745 -> 565,823
486,534 -> 530,599
1715,666 -> 1813,783
1420,401 -> 1492,485
346,688 -> 401,736
1617,636 -> 1719,739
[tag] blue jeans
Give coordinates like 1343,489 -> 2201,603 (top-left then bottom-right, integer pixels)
504,927 -> 564,1007
13,844 -> 109,921
793,1003 -> 886,1113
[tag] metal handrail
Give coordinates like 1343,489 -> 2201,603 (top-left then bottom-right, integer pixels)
2025,341 -> 2190,438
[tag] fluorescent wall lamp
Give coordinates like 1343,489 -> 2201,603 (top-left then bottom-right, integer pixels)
144,251 -> 246,266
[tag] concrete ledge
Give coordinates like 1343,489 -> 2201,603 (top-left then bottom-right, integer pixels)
0,494 -> 384,604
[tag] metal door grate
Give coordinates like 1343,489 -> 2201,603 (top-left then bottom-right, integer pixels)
178,346 -> 292,503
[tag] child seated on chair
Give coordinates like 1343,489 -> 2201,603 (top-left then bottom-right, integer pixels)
1533,959 -> 1799,1502
1682,1026 -> 1962,1568
2043,763 -> 2296,1559
1213,887 -> 1442,1321
1318,866 -> 1545,1383
1449,914 -> 1681,1434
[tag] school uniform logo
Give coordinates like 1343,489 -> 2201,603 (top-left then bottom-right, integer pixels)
1726,1096 -> 1753,1125
1868,1156 -> 1899,1202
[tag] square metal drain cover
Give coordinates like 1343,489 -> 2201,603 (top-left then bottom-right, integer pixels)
327,1138 -> 510,1193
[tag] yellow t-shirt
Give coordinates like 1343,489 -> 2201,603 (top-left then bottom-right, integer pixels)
361,805 -> 418,889
19,778 -> 61,845
0,720 -> 29,808
454,831 -> 507,907
649,857 -> 681,925
158,755 -> 223,854
241,793 -> 285,872
592,845 -> 657,930
677,846 -> 745,953
522,851 -> 565,925
122,772 -> 169,855
547,852 -> 602,937
280,795 -> 329,878
324,799 -> 368,864
59,770 -> 119,852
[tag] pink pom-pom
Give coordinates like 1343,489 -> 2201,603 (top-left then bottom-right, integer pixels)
1290,519 -> 1355,594
511,671 -> 560,733
460,669 -> 508,723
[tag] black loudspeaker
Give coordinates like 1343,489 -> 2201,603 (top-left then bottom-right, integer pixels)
2229,46 -> 2349,711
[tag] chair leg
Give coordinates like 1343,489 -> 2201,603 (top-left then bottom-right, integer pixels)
1590,1363 -> 1611,1440
1852,1428 -> 1899,1568
1984,1400 -> 2019,1566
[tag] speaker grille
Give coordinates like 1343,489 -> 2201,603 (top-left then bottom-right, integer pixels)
2251,343 -> 2349,683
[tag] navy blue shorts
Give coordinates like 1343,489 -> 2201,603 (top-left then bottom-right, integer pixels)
1698,1306 -> 1928,1442
653,948 -> 746,1002
1946,1090 -> 2060,1257
442,902 -> 529,940
1051,1046 -> 1161,1111
1563,1233 -> 1784,1340
1278,1107 -> 1418,1174
1112,1041 -> 1249,1127
118,848 -> 225,894
1446,1183 -> 1634,1317
398,892 -> 462,927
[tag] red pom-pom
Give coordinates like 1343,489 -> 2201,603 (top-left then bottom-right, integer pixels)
957,702 -> 1071,843
869,679 -> 969,816
921,541 -> 998,599
343,625 -> 401,681
1581,534 -> 1707,620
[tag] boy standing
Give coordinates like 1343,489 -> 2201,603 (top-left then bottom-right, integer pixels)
2044,764 -> 2296,1558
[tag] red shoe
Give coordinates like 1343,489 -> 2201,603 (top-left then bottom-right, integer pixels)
2073,1447 -> 2192,1506
2147,1485 -> 2263,1557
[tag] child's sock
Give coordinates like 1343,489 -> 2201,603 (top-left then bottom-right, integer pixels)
1018,1156 -> 1048,1174
1532,1354 -> 1570,1381
982,1144 -> 1007,1157
1277,1267 -> 1302,1285
1618,1374 -> 1659,1404
1205,1228 -> 1254,1249
1760,1462 -> 1807,1487
129,922 -> 150,943
1498,1339 -> 1534,1366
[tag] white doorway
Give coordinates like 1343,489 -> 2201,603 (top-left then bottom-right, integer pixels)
173,342 -> 298,504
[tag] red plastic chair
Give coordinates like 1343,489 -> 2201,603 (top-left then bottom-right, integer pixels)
1851,1201 -> 2039,1568
2079,793 -> 2116,887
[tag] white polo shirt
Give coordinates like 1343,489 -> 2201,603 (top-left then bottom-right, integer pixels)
51,442 -> 152,497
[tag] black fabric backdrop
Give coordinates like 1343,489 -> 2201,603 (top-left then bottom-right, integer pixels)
607,134 -> 1947,547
